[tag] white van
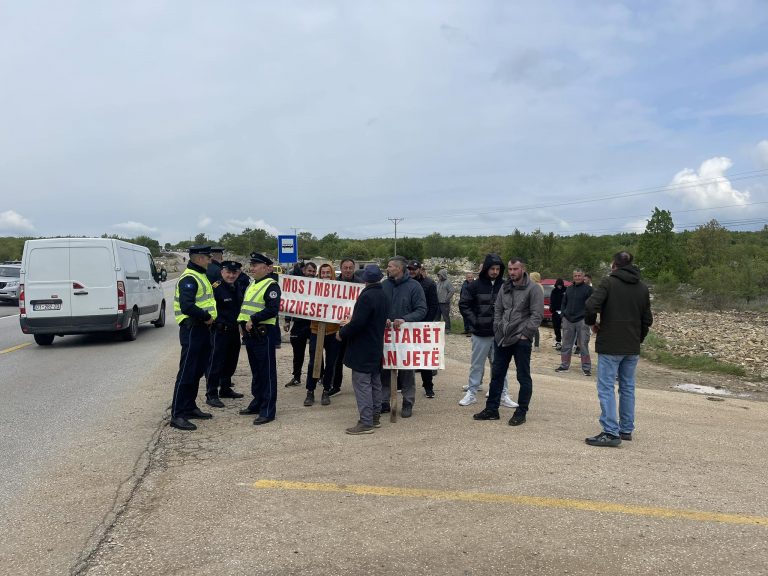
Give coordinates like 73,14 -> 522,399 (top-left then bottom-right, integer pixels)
19,238 -> 167,345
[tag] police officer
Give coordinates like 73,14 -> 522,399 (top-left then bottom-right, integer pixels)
205,260 -> 246,408
207,246 -> 225,283
170,246 -> 217,431
238,252 -> 281,425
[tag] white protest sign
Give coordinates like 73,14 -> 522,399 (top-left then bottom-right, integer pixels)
382,322 -> 445,370
278,275 -> 363,322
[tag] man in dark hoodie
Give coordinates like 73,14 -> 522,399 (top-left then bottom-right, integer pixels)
584,252 -> 652,447
338,264 -> 388,434
380,256 -> 427,418
473,257 -> 543,426
555,268 -> 594,376
458,254 -> 517,409
549,278 -> 566,350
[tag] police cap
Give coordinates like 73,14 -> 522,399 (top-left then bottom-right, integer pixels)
211,246 -> 225,254
221,260 -> 242,271
249,252 -> 273,265
189,245 -> 212,256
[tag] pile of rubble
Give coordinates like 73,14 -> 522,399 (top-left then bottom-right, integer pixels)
652,310 -> 768,379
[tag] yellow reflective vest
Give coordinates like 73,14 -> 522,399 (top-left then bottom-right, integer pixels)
238,277 -> 277,325
174,268 -> 217,324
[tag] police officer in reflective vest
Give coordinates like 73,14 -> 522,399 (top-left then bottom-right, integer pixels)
238,252 -> 281,425
205,260 -> 246,408
170,245 -> 218,431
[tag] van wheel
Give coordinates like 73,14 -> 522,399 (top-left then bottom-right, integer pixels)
34,334 -> 55,346
122,311 -> 139,341
153,302 -> 166,328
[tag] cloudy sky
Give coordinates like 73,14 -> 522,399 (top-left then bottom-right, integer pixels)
1,0 -> 767,245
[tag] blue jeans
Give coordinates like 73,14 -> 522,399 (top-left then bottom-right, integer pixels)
596,354 -> 639,436
467,335 -> 508,396
486,339 -> 532,413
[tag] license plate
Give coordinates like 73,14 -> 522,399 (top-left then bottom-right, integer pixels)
33,303 -> 62,311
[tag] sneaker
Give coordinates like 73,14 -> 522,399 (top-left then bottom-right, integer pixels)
346,422 -> 374,435
583,369 -> 592,377
328,387 -> 341,397
585,432 -> 621,447
380,403 -> 391,414
459,392 -> 477,406
303,391 -> 315,407
473,408 -> 500,420
321,390 -> 331,405
462,384 -> 483,392
619,432 -> 632,441
555,342 -> 562,351
500,394 -> 519,408
508,413 -> 526,426
401,404 -> 413,418
373,415 -> 381,428
284,377 -> 301,387
425,388 -> 435,399
555,366 -> 569,372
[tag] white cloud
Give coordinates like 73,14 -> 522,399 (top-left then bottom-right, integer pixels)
757,140 -> 768,168
0,210 -> 35,233
198,216 -> 212,228
113,221 -> 158,234
224,218 -> 279,236
667,157 -> 749,208
624,218 -> 649,233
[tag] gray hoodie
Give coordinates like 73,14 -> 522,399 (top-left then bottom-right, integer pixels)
436,269 -> 455,304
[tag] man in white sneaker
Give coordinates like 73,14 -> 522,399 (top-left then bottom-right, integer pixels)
457,254 -> 517,409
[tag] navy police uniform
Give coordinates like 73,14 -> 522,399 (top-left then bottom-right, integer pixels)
239,253 -> 281,424
170,246 -> 217,430
206,246 -> 225,283
205,260 -> 246,405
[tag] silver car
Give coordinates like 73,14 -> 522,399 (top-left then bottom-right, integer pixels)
0,262 -> 21,303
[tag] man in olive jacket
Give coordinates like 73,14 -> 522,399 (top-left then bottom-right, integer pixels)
338,264 -> 388,434
583,251 -> 653,447
473,257 -> 543,426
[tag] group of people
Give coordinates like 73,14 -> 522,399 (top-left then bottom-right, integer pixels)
170,246 -> 653,445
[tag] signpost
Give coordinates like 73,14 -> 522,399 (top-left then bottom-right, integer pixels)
277,235 -> 298,264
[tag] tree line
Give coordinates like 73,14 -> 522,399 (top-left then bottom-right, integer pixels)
2,208 -> 767,307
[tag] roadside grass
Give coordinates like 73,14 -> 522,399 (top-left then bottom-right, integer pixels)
641,331 -> 746,377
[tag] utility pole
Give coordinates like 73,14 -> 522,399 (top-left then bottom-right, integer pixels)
388,217 -> 404,256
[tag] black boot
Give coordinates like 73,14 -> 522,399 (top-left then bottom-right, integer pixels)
303,391 -> 315,406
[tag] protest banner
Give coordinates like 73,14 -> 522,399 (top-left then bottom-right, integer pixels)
278,276 -> 363,322
382,322 -> 445,370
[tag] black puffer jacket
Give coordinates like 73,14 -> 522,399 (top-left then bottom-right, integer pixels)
458,254 -> 505,337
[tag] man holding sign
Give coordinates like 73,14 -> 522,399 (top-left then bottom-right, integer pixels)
337,264 -> 388,434
380,256 -> 427,418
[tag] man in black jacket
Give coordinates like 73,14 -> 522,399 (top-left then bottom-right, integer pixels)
584,252 -> 653,447
549,278 -> 566,350
408,260 -> 439,398
338,264 -> 388,435
331,258 -> 364,396
555,268 -> 594,376
457,254 -> 516,409
205,260 -> 246,408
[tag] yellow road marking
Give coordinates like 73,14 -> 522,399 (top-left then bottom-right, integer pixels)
252,479 -> 767,526
0,342 -> 31,355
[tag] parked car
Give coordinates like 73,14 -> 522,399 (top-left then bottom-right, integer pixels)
19,238 -> 166,345
0,261 -> 22,304
541,278 -> 572,324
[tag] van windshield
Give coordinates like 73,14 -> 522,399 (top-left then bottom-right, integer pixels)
0,266 -> 20,277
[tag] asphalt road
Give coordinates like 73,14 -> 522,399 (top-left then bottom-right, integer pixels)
0,280 -> 178,575
2,293 -> 767,575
